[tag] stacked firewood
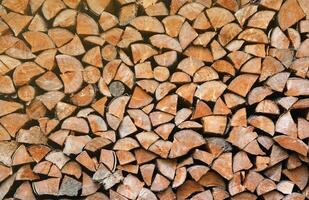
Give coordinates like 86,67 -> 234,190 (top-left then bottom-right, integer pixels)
0,0 -> 309,199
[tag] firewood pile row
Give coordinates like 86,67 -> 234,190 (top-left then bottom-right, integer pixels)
0,0 -> 309,199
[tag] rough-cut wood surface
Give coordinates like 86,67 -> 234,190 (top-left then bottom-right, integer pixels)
0,0 -> 309,199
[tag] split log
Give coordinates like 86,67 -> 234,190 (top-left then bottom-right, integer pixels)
278,0 -> 305,31
130,16 -> 164,33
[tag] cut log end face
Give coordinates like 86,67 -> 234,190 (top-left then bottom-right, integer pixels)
0,0 -> 309,199
109,81 -> 125,97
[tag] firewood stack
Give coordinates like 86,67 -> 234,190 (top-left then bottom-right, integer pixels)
0,0 -> 309,199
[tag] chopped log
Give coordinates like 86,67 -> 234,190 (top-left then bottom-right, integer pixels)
86,0 -> 110,15
283,165 -> 308,190
171,72 -> 191,83
114,137 -> 140,151
206,7 -> 234,29
179,21 -> 197,50
210,40 -> 227,60
172,167 -> 186,188
150,34 -> 182,52
71,84 -> 95,106
35,49 -> 57,70
285,78 -> 309,96
35,71 -> 63,91
195,81 -> 226,102
153,67 -> 170,82
99,11 -> 118,31
117,174 -> 144,199
155,123 -> 175,140
41,0 -> 65,20
48,28 -> 74,47
23,31 -> 55,52
77,13 -> 99,35
227,126 -> 257,149
151,173 -> 170,192
244,170 -> 264,193
33,178 -> 60,196
82,172 -> 100,196
277,181 -> 294,195
145,2 -> 168,16
287,28 -> 301,49
0,113 -> 29,137
76,151 -> 97,172
271,27 -> 290,49
244,44 -> 266,57
0,100 -> 23,117
17,126 -> 47,145
131,43 -> 158,63
2,12 -> 32,36
13,62 -> 44,86
154,51 -> 177,67
119,4 -> 138,26
248,115 -> 275,135
102,44 -> 117,61
27,14 -> 46,32
150,111 -> 174,127
59,34 -> 85,56
101,28 -> 123,46
228,172 -> 246,196
63,135 -> 91,155
233,151 -> 252,172
239,28 -> 268,44
118,116 -> 137,138
162,15 -> 185,38
149,140 -> 172,158
129,86 -> 153,108
178,57 -> 203,77
198,170 -> 225,188
248,11 -> 275,29
62,117 -> 89,133
213,187 -> 229,200
256,100 -> 280,115
231,108 -> 247,127
228,74 -> 258,97
219,23 -> 242,46
274,136 -> 308,156
82,46 -> 102,68
128,109 -> 151,131
59,175 -> 82,196
135,62 -> 153,79
0,75 -> 15,94
177,2 -> 204,21
184,46 -> 213,62
202,115 -> 227,135
298,118 -> 309,139
0,174 -> 16,199
212,152 -> 233,180
6,39 -> 35,59
213,98 -> 231,115
194,32 -> 216,47
248,86 -> 273,105
169,130 -> 204,158
256,179 -> 276,195
278,0 -> 305,31
176,180 -> 204,200
130,16 -> 164,33
266,72 -> 290,92
276,112 -> 297,137
53,9 -> 77,27
14,181 -> 36,200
